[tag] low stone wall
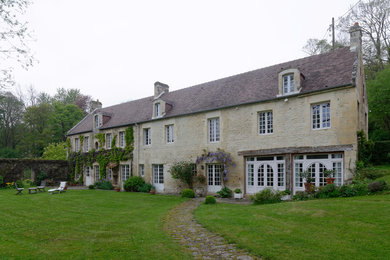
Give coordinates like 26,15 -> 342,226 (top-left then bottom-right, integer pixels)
0,158 -> 69,184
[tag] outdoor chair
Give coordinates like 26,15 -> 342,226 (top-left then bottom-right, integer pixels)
15,182 -> 24,195
48,181 -> 67,194
37,180 -> 46,192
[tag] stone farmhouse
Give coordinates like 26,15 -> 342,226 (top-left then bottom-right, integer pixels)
67,24 -> 367,195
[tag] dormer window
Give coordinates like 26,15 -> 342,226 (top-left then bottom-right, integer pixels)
278,68 -> 302,97
155,103 -> 161,117
283,74 -> 294,94
94,115 -> 100,128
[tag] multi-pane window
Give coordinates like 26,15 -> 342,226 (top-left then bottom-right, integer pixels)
208,118 -> 220,142
283,74 -> 294,94
106,133 -> 112,149
94,165 -> 100,182
153,164 -> 164,184
155,103 -> 160,117
84,136 -> 89,152
166,125 -> 174,143
192,164 -> 197,175
258,111 -> 273,134
75,138 -> 80,152
119,131 -> 125,148
85,166 -> 90,177
247,164 -> 254,186
94,115 -> 99,128
307,163 -> 326,186
333,162 -> 342,186
295,163 -> 303,187
139,164 -> 144,177
258,165 -> 264,186
207,164 -> 222,186
144,128 -> 151,145
106,168 -> 112,181
277,163 -> 284,187
121,164 -> 130,182
312,102 -> 330,129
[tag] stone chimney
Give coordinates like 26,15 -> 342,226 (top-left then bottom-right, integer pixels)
89,99 -> 102,113
154,82 -> 169,98
349,22 -> 362,52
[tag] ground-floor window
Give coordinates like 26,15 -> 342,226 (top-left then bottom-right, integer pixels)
293,153 -> 343,192
153,164 -> 164,184
246,156 -> 285,194
94,165 -> 100,182
207,164 -> 221,186
121,164 -> 130,182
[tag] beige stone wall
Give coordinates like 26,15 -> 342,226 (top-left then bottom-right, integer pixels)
131,86 -> 360,194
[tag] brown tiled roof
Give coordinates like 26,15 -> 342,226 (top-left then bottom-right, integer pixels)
68,47 -> 355,136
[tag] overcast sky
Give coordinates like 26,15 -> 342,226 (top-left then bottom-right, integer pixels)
12,0 -> 358,107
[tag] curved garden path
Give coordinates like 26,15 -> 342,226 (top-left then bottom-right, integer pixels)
164,199 -> 260,260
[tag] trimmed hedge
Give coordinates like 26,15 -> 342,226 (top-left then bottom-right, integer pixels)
181,189 -> 195,198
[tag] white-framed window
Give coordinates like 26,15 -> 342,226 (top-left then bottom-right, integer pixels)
85,166 -> 90,176
155,103 -> 161,117
208,117 -> 220,143
94,165 -> 100,182
312,102 -> 330,129
277,163 -> 284,187
258,111 -> 273,134
106,133 -> 112,149
119,131 -> 125,148
144,128 -> 151,145
247,163 -> 254,186
207,164 -> 222,186
294,162 -> 303,188
84,136 -> 89,152
94,115 -> 99,128
166,125 -> 174,143
153,164 -> 164,184
75,138 -> 80,152
283,74 -> 294,94
121,164 -> 130,182
139,164 -> 144,177
106,168 -> 112,181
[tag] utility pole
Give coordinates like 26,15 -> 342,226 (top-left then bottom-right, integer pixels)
332,17 -> 335,50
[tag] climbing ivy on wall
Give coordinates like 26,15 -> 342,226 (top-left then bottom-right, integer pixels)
68,127 -> 134,184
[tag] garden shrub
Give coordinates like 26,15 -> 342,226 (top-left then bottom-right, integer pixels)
138,183 -> 154,193
95,181 -> 113,190
181,189 -> 195,198
15,180 -> 23,188
123,176 -> 145,192
88,184 -> 95,189
293,191 -> 309,200
368,180 -> 388,193
0,175 -> 4,187
339,184 -> 358,197
251,188 -> 282,204
36,171 -> 48,185
205,196 -> 216,204
353,183 -> 369,196
217,187 -> 232,198
169,161 -> 197,189
316,184 -> 340,198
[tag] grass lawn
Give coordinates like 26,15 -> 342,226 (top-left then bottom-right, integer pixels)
195,194 -> 390,260
0,189 -> 190,259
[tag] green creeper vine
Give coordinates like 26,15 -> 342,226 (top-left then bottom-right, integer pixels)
68,127 -> 134,184
79,135 -> 84,148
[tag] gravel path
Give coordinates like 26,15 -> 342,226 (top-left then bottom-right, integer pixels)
164,199 -> 261,260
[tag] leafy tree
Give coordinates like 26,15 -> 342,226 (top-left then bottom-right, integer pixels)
0,0 -> 34,88
50,102 -> 84,142
41,142 -> 67,160
169,161 -> 196,189
0,91 -> 24,148
302,38 -> 345,55
367,65 -> 390,140
0,147 -> 20,158
338,0 -> 390,78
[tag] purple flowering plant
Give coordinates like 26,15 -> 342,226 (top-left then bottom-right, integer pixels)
196,148 -> 235,181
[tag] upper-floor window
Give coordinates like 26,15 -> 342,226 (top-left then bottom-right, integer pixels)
312,102 -> 330,129
155,103 -> 161,117
84,136 -> 89,152
258,111 -> 273,134
75,138 -> 80,152
94,115 -> 99,128
144,128 -> 151,145
283,74 -> 294,94
119,131 -> 125,148
208,118 -> 220,143
106,133 -> 112,149
166,125 -> 174,143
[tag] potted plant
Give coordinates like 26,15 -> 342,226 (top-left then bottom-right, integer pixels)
234,188 -> 243,199
150,187 -> 156,195
299,170 -> 315,192
324,169 -> 336,184
281,189 -> 291,200
115,187 -> 120,192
